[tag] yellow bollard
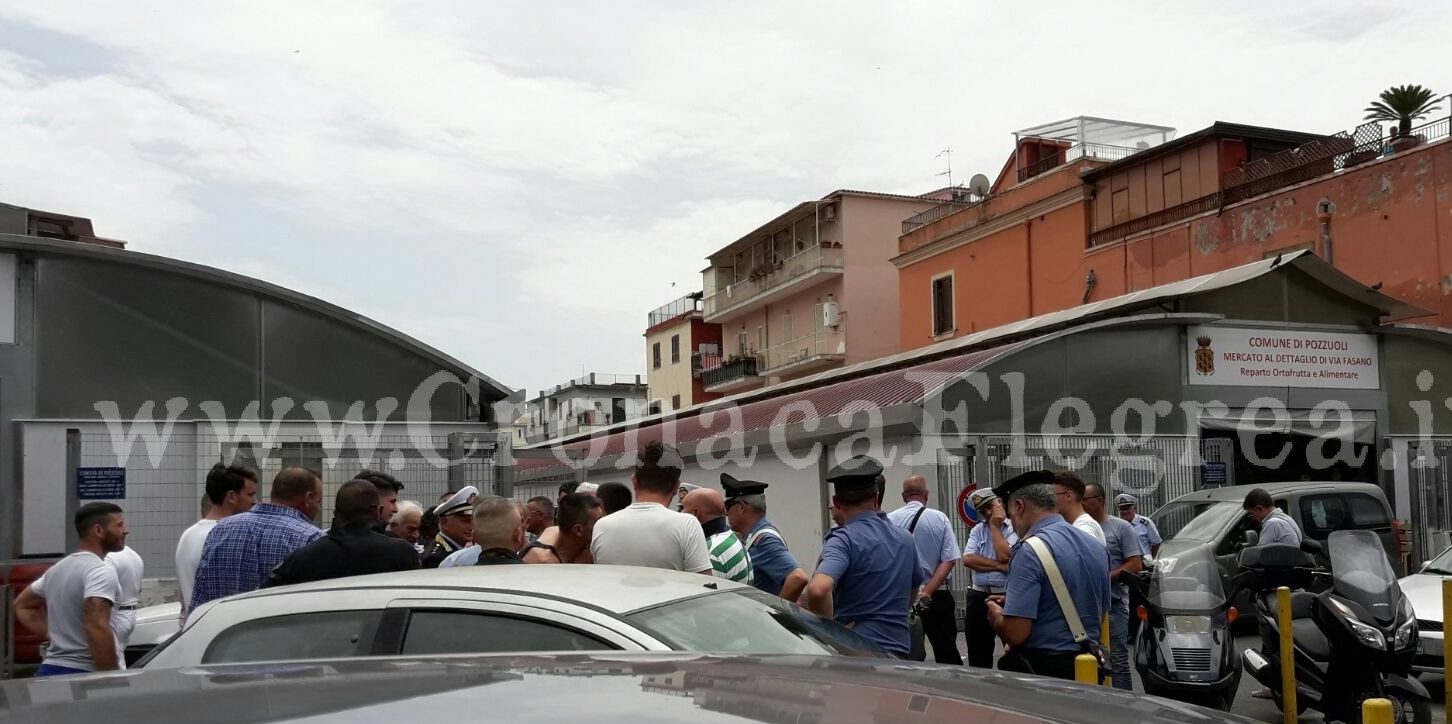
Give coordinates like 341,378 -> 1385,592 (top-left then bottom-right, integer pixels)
1362,697 -> 1394,724
1100,613 -> 1112,687
1443,578 -> 1452,716
1277,586 -> 1296,724
1075,653 -> 1098,685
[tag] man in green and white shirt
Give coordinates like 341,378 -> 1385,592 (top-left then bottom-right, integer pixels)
683,488 -> 753,584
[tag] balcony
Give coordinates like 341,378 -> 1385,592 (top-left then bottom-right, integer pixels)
759,328 -> 846,377
703,245 -> 843,323
699,354 -> 765,393
647,293 -> 702,330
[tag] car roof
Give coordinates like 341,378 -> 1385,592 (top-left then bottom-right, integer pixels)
0,652 -> 1250,724
1162,481 -> 1387,506
217,564 -> 743,613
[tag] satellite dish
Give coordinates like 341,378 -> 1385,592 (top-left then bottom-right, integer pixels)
968,174 -> 991,198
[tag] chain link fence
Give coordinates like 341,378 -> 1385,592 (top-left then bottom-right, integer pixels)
73,432 -> 501,580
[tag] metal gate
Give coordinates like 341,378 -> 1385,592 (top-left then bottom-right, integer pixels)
1410,440 -> 1452,562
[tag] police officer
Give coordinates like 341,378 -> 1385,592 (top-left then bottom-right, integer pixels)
422,486 -> 478,569
723,474 -> 809,602
960,488 -> 1018,668
803,456 -> 924,657
1115,493 -> 1162,563
986,470 -> 1110,680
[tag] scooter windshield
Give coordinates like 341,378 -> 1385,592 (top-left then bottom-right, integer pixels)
1148,544 -> 1226,612
1328,529 -> 1399,625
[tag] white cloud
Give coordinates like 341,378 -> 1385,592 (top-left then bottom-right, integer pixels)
0,0 -> 1449,393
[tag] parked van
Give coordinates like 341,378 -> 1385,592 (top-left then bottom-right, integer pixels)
1150,481 -> 1402,586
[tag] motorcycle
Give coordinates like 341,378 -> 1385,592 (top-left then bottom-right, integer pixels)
1239,529 -> 1430,724
1127,544 -> 1241,711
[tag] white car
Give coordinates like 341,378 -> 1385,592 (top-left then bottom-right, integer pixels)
137,565 -> 886,668
1400,546 -> 1452,674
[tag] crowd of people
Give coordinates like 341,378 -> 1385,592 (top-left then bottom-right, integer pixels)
18,439 -> 1305,688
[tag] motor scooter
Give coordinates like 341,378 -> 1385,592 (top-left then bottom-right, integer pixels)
1127,544 -> 1241,711
1239,529 -> 1430,724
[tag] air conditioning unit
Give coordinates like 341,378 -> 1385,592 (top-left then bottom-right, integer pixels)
820,203 -> 836,221
821,301 -> 841,328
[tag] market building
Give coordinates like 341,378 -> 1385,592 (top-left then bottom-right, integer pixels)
518,251 -> 1452,591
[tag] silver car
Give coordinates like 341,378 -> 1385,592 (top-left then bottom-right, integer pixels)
1400,546 -> 1452,675
140,565 -> 886,668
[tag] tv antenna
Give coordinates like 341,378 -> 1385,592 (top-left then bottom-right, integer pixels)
935,147 -> 954,189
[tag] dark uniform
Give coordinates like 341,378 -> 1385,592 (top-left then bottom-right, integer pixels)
265,520 -> 420,587
722,475 -> 804,598
991,470 -> 1111,680
473,547 -> 524,565
422,487 -> 477,569
816,456 -> 924,656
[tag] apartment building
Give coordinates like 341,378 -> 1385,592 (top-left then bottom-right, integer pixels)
644,293 -> 723,412
521,373 -> 648,445
696,188 -> 947,394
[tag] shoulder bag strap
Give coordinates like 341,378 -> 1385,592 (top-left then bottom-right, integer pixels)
746,527 -> 781,548
1024,536 -> 1089,643
908,506 -> 928,534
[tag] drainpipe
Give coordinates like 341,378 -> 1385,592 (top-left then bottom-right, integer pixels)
1317,198 -> 1336,265
1083,269 -> 1097,304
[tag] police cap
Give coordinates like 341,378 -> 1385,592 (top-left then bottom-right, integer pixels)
991,470 -> 1054,502
435,485 -> 479,518
1115,493 -> 1138,508
824,455 -> 884,492
720,473 -> 768,503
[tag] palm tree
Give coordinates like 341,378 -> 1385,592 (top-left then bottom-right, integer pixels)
1364,84 -> 1441,138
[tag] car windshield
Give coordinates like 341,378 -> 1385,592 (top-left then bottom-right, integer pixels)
1148,544 -> 1226,611
1153,500 -> 1243,542
1425,545 -> 1452,574
627,588 -> 889,657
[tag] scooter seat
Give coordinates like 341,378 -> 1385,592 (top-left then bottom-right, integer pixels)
1291,619 -> 1331,660
1263,590 -> 1317,620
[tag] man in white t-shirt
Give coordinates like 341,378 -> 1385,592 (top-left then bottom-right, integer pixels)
175,462 -> 258,619
1052,471 -> 1105,546
590,442 -> 711,574
105,545 -> 145,662
15,503 -> 129,676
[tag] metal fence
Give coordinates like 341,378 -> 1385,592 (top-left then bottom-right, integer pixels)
71,431 -> 502,580
1410,439 -> 1452,562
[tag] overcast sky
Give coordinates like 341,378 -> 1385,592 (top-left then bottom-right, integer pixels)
1,2 -> 1448,397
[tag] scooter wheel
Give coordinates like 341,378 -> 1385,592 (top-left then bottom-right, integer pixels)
1273,692 -> 1308,717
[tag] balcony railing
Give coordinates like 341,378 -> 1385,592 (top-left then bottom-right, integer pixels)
703,245 -> 843,319
700,355 -> 762,390
759,328 -> 846,374
1016,142 -> 1140,183
902,193 -> 989,234
539,373 -> 645,397
647,294 -> 702,329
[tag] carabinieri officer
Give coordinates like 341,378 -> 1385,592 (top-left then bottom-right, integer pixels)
722,474 -> 809,602
987,470 -> 1109,680
803,455 -> 923,656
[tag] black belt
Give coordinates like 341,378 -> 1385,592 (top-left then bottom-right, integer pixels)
116,604 -> 139,611
969,585 -> 1006,594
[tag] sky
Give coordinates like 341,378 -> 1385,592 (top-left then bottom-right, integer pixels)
1,1 -> 1449,397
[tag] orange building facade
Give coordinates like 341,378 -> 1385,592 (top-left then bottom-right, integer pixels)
896,117 -> 1452,349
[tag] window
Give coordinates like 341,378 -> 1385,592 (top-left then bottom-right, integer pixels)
671,394 -> 681,410
757,326 -> 766,352
647,401 -> 662,416
400,610 -> 612,655
782,310 -> 794,342
931,274 -> 954,336
1299,493 -> 1392,539
736,331 -> 748,356
670,335 -> 680,364
627,588 -> 885,657
652,342 -> 661,369
203,610 -> 381,663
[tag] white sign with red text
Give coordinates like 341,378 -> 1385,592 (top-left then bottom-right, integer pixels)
1186,325 -> 1380,389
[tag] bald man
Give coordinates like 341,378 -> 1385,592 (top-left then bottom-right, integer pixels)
682,488 -> 753,584
886,475 -> 964,665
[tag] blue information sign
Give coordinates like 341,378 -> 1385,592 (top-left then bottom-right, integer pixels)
77,467 -> 126,500
1200,461 -> 1228,487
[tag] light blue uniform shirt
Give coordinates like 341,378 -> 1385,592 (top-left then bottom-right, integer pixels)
1129,514 -> 1162,559
964,520 -> 1019,589
817,511 -> 925,655
1004,513 -> 1111,653
746,518 -> 800,597
438,546 -> 481,567
1098,515 -> 1146,601
886,502 -> 960,587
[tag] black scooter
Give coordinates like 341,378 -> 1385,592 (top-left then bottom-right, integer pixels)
1238,529 -> 1430,724
1127,544 -> 1241,711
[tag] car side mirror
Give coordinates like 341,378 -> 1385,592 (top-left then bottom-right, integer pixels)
1242,530 -> 1259,548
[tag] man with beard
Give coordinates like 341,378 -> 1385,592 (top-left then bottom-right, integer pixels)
15,503 -> 128,676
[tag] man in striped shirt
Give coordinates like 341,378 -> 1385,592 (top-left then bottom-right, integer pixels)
683,488 -> 752,584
